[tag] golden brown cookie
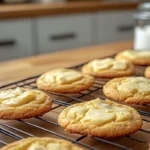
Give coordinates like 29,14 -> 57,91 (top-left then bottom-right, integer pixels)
0,87 -> 52,120
145,66 -> 150,79
0,137 -> 85,150
82,58 -> 135,78
115,50 -> 150,65
103,77 -> 150,104
58,98 -> 142,138
37,68 -> 94,94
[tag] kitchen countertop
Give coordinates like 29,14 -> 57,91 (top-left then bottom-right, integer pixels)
0,1 -> 138,19
0,41 -> 149,150
0,40 -> 133,85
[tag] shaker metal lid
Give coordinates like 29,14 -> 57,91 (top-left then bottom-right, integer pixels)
133,12 -> 150,20
133,3 -> 150,20
138,2 -> 150,12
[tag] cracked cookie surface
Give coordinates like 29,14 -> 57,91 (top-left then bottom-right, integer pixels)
0,87 -> 52,120
0,137 -> 85,150
103,77 -> 150,104
82,58 -> 135,78
37,68 -> 94,94
115,50 -> 150,65
58,98 -> 142,137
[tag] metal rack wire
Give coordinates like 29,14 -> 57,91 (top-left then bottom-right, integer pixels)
0,54 -> 150,150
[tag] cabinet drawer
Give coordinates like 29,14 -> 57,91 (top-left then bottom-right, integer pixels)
97,11 -> 135,44
0,19 -> 34,61
36,14 -> 93,54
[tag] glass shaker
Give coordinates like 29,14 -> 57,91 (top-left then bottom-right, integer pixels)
134,3 -> 150,50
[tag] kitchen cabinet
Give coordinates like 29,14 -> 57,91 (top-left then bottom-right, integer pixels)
0,19 -> 34,61
96,11 -> 135,44
36,14 -> 93,54
0,10 -> 136,61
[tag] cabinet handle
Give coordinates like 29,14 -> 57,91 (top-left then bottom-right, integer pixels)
50,32 -> 76,41
0,40 -> 16,47
117,25 -> 134,32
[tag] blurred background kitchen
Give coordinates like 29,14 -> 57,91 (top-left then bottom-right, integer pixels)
0,0 -> 149,61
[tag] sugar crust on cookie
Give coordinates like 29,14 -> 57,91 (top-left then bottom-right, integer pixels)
37,68 -> 94,94
58,98 -> 142,137
0,137 -> 85,150
103,77 -> 150,104
115,50 -> 150,65
82,58 -> 135,78
0,87 -> 52,120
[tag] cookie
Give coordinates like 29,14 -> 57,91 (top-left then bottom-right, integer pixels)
0,87 -> 52,120
58,98 -> 142,138
115,50 -> 150,65
0,137 -> 85,150
145,66 -> 150,79
103,77 -> 150,104
82,58 -> 135,78
37,68 -> 94,94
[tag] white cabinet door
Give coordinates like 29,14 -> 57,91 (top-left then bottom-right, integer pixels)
0,19 -> 34,61
36,14 -> 93,54
97,11 -> 135,44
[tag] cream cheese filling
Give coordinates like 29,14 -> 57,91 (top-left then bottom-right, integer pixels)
0,87 -> 36,107
67,98 -> 133,126
117,77 -> 150,93
123,50 -> 150,59
28,142 -> 69,150
45,69 -> 83,85
90,58 -> 127,72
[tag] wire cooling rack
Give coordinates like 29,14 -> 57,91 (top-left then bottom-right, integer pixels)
0,54 -> 150,150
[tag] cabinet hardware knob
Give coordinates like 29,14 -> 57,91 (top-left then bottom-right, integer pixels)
117,25 -> 134,32
50,32 -> 76,41
0,40 -> 16,47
